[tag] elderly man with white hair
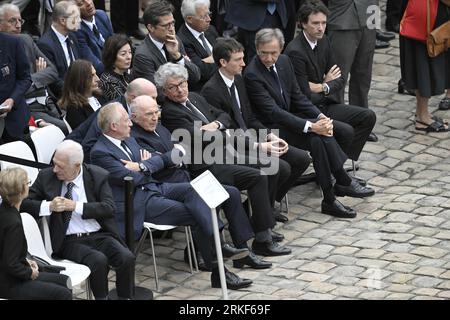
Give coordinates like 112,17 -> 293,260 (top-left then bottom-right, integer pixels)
21,140 -> 137,300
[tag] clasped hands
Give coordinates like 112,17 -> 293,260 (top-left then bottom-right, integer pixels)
311,116 -> 334,137
121,149 -> 151,171
259,133 -> 289,157
49,196 -> 76,212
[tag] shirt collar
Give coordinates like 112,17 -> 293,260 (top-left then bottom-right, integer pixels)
185,23 -> 203,40
82,16 -> 97,31
303,30 -> 317,50
218,70 -> 235,88
149,34 -> 165,51
51,25 -> 68,44
104,134 -> 122,149
66,167 -> 83,189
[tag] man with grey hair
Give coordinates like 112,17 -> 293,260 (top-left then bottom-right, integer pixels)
21,139 -> 137,300
158,62 -> 292,259
177,0 -> 218,91
244,28 -> 375,219
91,102 -> 254,290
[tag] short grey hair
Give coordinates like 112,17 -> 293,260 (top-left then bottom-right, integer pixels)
255,28 -> 285,50
0,3 -> 20,22
181,0 -> 210,19
154,63 -> 188,89
55,140 -> 84,165
52,0 -> 78,22
97,102 -> 123,133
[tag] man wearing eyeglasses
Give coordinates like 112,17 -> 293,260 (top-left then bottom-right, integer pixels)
177,0 -> 218,91
132,0 -> 200,94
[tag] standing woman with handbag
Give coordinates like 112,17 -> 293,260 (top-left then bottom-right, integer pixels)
399,0 -> 450,132
0,167 -> 72,300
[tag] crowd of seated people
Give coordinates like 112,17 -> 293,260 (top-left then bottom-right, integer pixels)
6,0 -> 448,299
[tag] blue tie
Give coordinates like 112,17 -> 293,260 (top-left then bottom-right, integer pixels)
267,2 -> 276,15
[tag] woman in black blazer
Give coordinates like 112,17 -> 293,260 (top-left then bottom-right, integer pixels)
0,168 -> 72,300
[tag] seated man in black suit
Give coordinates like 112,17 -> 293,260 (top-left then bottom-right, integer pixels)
177,0 -> 219,91
156,62 -> 292,257
244,28 -> 375,218
202,37 -> 311,220
284,0 -> 376,162
130,95 -> 272,270
21,140 -> 136,300
90,102 -> 253,289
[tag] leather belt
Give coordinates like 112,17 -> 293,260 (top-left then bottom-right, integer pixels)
66,231 -> 101,239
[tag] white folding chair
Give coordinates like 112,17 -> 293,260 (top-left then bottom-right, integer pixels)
135,223 -> 198,292
0,141 -> 39,184
20,212 -> 92,299
30,125 -> 66,164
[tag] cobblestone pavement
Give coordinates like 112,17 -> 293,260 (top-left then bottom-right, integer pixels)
75,1 -> 450,300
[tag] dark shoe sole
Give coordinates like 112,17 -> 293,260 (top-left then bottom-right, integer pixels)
252,248 -> 292,257
211,280 -> 252,290
334,188 -> 375,198
233,261 -> 272,269
321,208 -> 357,218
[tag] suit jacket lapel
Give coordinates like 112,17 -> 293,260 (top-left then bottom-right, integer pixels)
145,37 -> 167,64
300,33 -> 321,81
182,25 -> 209,57
82,165 -> 95,203
50,29 -> 69,70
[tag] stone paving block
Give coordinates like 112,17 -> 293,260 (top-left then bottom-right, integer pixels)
437,280 -> 450,290
410,226 -> 439,237
410,236 -> 440,246
415,216 -> 446,227
322,235 -> 357,247
411,276 -> 442,288
306,281 -> 338,294
267,268 -> 301,279
355,258 -> 390,270
296,272 -> 331,283
410,154 -> 443,165
290,237 -> 320,247
402,143 -> 427,154
330,286 -> 364,298
358,290 -> 391,299
411,246 -> 447,259
329,265 -> 365,277
299,292 -> 336,300
380,222 -> 413,233
331,246 -> 360,256
413,267 -> 446,278
379,233 -> 415,242
382,203 -> 418,212
384,243 -> 415,253
385,211 -> 418,223
385,150 -> 412,161
386,293 -> 415,300
353,239 -> 388,249
413,206 -> 443,216
387,273 -> 416,284
298,261 -> 337,273
382,253 -> 421,264
367,210 -> 390,220
378,157 -> 401,168
354,249 -> 386,259
387,284 -> 416,293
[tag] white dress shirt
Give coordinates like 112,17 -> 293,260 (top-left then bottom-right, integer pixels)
51,25 -> 73,67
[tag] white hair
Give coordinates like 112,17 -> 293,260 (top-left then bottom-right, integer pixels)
154,62 -> 188,88
0,3 -> 20,23
55,140 -> 84,165
180,0 -> 210,19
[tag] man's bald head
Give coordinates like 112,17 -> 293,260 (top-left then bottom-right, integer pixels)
126,78 -> 157,103
130,95 -> 160,132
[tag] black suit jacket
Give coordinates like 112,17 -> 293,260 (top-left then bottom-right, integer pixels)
0,203 -> 32,297
284,32 -> 345,105
21,164 -> 121,254
37,29 -> 82,97
243,54 -> 321,132
177,24 -> 218,90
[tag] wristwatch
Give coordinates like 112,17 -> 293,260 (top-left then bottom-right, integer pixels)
138,162 -> 147,172
322,83 -> 330,95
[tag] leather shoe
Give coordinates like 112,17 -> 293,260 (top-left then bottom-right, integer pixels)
271,229 -> 284,242
321,199 -> 357,218
211,267 -> 252,290
274,211 -> 288,223
375,39 -> 390,49
438,97 -> 450,110
184,246 -> 210,271
252,240 -> 291,256
367,132 -> 378,142
352,176 -> 367,187
233,251 -> 272,269
376,30 -> 395,42
334,180 -> 375,198
221,243 -> 249,260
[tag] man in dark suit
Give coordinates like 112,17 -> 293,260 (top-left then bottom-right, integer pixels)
110,0 -> 144,40
177,0 -> 219,91
156,62 -> 292,257
225,0 -> 290,63
74,0 -> 114,75
0,31 -> 31,143
90,102 -> 253,289
202,37 -> 311,221
284,0 -> 376,162
244,28 -> 375,218
132,0 -> 200,91
21,140 -> 136,300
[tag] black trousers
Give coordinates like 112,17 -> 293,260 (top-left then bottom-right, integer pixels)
319,103 -> 376,161
110,0 -> 139,34
8,272 -> 72,300
59,233 -> 135,299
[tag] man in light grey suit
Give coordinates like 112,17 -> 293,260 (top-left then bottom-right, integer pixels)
0,3 -> 67,133
326,0 -> 378,141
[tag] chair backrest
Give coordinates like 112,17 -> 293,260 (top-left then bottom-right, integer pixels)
31,125 -> 66,164
0,141 -> 39,184
20,212 -> 51,260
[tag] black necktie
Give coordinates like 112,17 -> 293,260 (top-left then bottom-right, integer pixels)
312,45 -> 318,58
62,182 -> 75,231
65,38 -> 74,65
199,33 -> 211,55
269,66 -> 283,95
162,44 -> 171,61
92,24 -> 104,46
121,141 -> 135,161
186,100 -> 209,123
229,83 -> 247,130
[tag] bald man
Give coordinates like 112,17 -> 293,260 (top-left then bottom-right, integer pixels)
66,78 -> 158,159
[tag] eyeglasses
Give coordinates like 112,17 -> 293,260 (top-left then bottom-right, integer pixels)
165,80 -> 187,92
157,20 -> 175,29
192,12 -> 211,21
6,18 -> 25,26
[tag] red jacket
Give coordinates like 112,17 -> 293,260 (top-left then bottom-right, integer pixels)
400,0 -> 439,42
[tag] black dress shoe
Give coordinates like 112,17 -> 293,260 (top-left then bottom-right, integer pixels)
274,211 -> 288,223
221,244 -> 249,260
376,30 -> 395,42
367,132 -> 378,142
271,229 -> 284,242
398,79 -> 416,96
128,29 -> 146,40
233,251 -> 272,269
321,199 -> 357,218
334,180 -> 375,198
352,176 -> 367,187
375,39 -> 390,49
184,247 -> 210,271
252,240 -> 291,256
211,267 -> 252,290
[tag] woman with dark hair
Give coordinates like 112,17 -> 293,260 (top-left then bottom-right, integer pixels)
58,59 -> 103,130
0,167 -> 72,300
99,34 -> 133,101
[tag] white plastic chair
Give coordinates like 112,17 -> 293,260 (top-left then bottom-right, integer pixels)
0,141 -> 39,184
20,212 -> 92,299
135,223 -> 198,292
30,125 -> 66,164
